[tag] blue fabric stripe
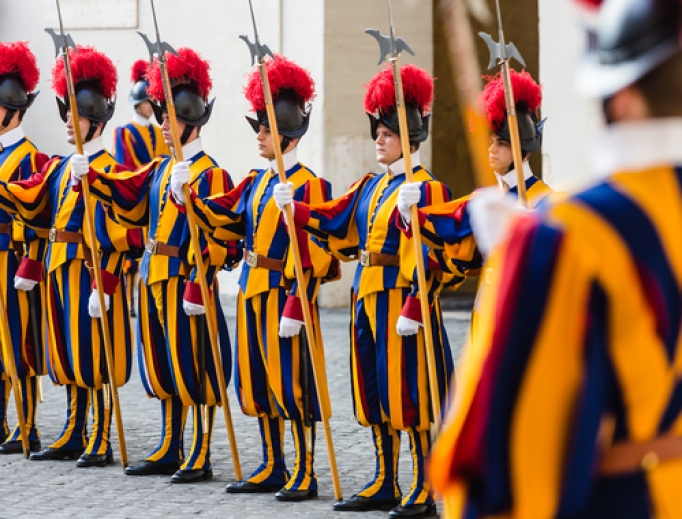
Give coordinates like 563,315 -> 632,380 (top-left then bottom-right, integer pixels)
485,223 -> 564,513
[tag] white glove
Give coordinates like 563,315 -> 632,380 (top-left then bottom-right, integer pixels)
469,187 -> 528,256
396,315 -> 422,337
88,290 -> 110,318
14,276 -> 37,291
70,153 -> 89,185
170,161 -> 191,204
279,316 -> 304,338
183,299 -> 205,316
397,182 -> 422,225
273,182 -> 295,214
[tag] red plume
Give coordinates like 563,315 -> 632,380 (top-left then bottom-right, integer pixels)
0,41 -> 39,93
130,59 -> 149,83
480,69 -> 542,131
52,46 -> 117,99
244,55 -> 315,112
573,0 -> 604,9
364,64 -> 434,115
147,47 -> 212,102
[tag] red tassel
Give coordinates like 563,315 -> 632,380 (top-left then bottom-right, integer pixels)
0,41 -> 39,93
130,59 -> 149,83
364,64 -> 434,115
480,69 -> 541,132
52,46 -> 117,99
147,47 -> 212,102
244,54 -> 315,112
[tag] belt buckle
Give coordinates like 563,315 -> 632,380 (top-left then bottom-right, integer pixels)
360,250 -> 370,267
246,251 -> 259,268
146,239 -> 158,255
48,228 -> 56,243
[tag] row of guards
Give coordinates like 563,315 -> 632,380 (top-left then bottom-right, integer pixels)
0,0 -> 679,518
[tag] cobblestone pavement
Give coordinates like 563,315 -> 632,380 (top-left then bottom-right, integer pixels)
0,302 -> 470,519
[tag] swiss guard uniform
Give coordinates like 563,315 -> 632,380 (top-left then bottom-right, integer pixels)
0,46 -> 134,467
172,56 -> 332,501
0,41 -> 49,455
112,60 -> 168,318
78,48 -> 235,483
430,0 -> 682,517
275,64 -> 451,519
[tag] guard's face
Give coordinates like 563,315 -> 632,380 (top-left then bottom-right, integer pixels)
489,134 -> 513,174
136,100 -> 153,120
256,124 -> 276,161
65,110 -> 96,146
375,124 -> 402,166
161,112 -> 187,146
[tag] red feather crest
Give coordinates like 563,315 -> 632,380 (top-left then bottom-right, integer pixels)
364,64 -> 434,115
244,55 -> 315,112
573,0 -> 604,9
0,41 -> 39,93
147,47 -> 212,102
52,46 -> 117,99
130,59 -> 149,83
480,69 -> 542,131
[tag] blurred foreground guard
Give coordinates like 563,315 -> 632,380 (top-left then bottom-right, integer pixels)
429,0 -> 682,517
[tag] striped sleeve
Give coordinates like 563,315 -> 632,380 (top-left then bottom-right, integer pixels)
430,213 -> 613,517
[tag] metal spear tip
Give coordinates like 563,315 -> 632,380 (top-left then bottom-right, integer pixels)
45,28 -> 77,57
240,35 -> 274,66
366,29 -> 414,66
137,32 -> 179,65
479,32 -> 526,70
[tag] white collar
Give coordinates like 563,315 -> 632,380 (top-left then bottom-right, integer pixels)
269,147 -> 299,174
495,161 -> 533,190
380,149 -> 421,176
82,136 -> 105,156
181,137 -> 203,161
0,126 -> 25,149
592,118 -> 682,179
132,112 -> 150,127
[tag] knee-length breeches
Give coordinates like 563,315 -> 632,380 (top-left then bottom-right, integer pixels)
235,287 -> 326,422
0,249 -> 46,379
351,288 -> 453,432
45,259 -> 133,389
137,277 -> 231,407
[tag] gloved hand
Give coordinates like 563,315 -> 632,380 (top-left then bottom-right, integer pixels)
396,315 -> 422,337
273,182 -> 295,214
183,299 -> 205,316
70,153 -> 89,185
88,289 -> 110,318
279,316 -> 304,338
469,187 -> 528,256
14,276 -> 37,291
397,182 -> 422,225
170,161 -> 191,204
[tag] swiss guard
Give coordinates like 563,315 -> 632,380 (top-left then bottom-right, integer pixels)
171,55 -> 333,502
71,47 -> 236,483
112,60 -> 167,318
274,64 -> 452,519
430,0 -> 682,517
0,41 -> 49,455
0,45 -> 135,467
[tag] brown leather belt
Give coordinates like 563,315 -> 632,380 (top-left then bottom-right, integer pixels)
48,227 -> 83,244
146,238 -> 180,258
359,250 -> 400,267
0,223 -> 11,234
244,250 -> 284,272
599,433 -> 682,475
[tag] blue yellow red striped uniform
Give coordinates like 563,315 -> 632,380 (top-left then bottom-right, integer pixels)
0,127 -> 50,445
289,153 -> 453,507
85,138 -> 235,471
0,139 -> 134,457
189,149 -> 332,492
430,128 -> 682,518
